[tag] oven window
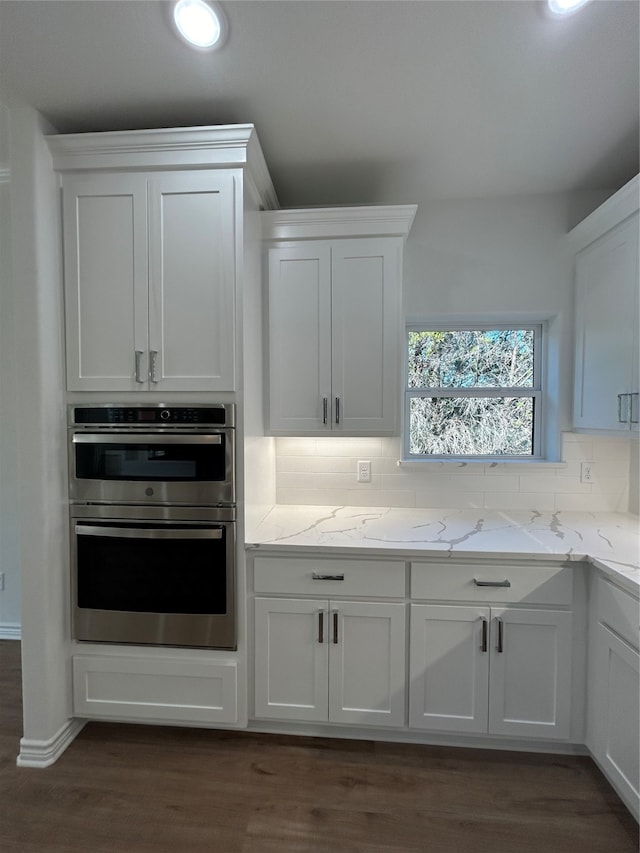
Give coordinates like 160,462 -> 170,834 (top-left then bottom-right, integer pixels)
75,440 -> 227,482
77,526 -> 229,614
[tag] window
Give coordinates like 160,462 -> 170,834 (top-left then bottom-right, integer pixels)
405,324 -> 544,459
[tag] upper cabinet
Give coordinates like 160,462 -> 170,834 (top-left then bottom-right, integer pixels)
571,176 -> 639,433
48,124 -> 278,393
263,206 -> 416,435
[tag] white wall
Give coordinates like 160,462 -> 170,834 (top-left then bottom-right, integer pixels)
9,106 -> 75,760
274,192 -> 634,513
0,101 -> 21,637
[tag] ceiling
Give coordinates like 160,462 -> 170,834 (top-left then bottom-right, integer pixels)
0,0 -> 638,207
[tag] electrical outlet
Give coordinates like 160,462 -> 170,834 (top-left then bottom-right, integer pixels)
357,460 -> 371,483
580,462 -> 594,483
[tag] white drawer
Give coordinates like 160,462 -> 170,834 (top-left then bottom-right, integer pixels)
598,578 -> 640,650
253,556 -> 406,598
411,562 -> 573,606
73,655 -> 238,724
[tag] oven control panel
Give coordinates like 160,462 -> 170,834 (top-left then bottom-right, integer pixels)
70,405 -> 234,428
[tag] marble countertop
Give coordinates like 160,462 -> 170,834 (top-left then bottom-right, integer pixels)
246,506 -> 640,595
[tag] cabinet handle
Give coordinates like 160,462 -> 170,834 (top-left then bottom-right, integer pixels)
631,392 -> 639,425
149,350 -> 158,384
496,617 -> 504,653
134,350 -> 145,384
332,611 -> 339,644
481,618 -> 488,653
312,573 -> 345,581
474,579 -> 511,588
318,611 -> 324,644
618,393 -> 631,424
323,397 -> 328,425
335,396 -> 340,424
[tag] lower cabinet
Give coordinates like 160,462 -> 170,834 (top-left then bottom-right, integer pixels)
73,654 -> 238,725
587,578 -> 640,819
254,597 -> 406,727
409,604 -> 573,739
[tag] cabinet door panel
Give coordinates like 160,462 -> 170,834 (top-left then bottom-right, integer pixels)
590,623 -> 639,817
573,213 -> 639,430
148,171 -> 236,391
62,173 -> 148,390
489,608 -> 572,739
268,244 -> 332,432
409,604 -> 489,733
329,600 -> 405,727
331,239 -> 401,433
254,597 -> 328,722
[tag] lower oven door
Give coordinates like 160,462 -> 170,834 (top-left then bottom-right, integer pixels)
72,513 -> 236,649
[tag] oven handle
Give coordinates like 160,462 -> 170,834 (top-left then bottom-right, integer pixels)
71,434 -> 223,445
75,524 -> 223,540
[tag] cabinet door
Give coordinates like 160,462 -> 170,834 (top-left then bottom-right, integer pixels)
254,597 -> 328,722
62,172 -> 148,391
268,244 -> 332,432
329,600 -> 405,727
489,608 -> 572,739
331,238 -> 401,433
148,171 -> 236,391
573,213 -> 639,431
589,623 -> 639,818
409,604 -> 490,734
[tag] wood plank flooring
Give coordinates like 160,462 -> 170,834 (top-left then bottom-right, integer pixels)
1,640 -> 637,852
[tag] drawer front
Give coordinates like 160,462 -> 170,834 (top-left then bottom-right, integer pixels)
73,655 -> 238,724
598,578 -> 640,650
411,562 -> 572,606
253,556 -> 406,598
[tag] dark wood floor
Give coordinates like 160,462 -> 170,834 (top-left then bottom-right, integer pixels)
0,641 -> 637,852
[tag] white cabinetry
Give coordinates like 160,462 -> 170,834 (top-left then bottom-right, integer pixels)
49,123 -> 278,393
571,176 -> 640,432
62,170 -> 236,392
73,653 -> 238,725
263,206 -> 416,435
252,556 -> 406,727
587,577 -> 639,819
410,563 -> 574,740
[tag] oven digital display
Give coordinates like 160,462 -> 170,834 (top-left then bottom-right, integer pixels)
137,411 -> 157,421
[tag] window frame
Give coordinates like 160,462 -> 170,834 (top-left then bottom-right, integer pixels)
403,322 -> 545,461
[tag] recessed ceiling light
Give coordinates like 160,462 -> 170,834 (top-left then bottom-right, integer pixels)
546,0 -> 593,18
172,0 -> 225,50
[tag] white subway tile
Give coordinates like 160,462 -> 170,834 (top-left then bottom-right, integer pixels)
415,489 -> 484,509
519,475 -> 591,494
345,489 -> 416,508
484,492 -> 556,510
554,493 -> 620,511
275,438 -> 317,456
592,437 -> 632,463
276,487 -> 349,506
314,438 -> 383,457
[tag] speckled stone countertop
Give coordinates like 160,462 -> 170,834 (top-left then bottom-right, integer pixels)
246,506 -> 640,595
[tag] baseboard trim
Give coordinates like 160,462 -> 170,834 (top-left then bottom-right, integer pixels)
17,718 -> 86,768
0,623 -> 21,640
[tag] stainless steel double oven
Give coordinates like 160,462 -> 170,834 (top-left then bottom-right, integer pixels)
68,404 -> 236,649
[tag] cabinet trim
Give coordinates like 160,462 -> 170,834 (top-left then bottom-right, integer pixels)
262,205 -> 417,241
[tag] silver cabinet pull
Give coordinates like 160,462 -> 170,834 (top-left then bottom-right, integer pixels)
323,396 -> 328,425
481,618 -> 488,653
335,396 -> 340,424
618,393 -> 631,424
318,611 -> 325,644
149,350 -> 158,384
474,579 -> 511,588
496,617 -> 504,653
631,392 -> 639,425
134,350 -> 145,384
332,611 -> 339,644
312,573 -> 345,581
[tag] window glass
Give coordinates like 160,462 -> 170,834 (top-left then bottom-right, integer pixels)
405,325 -> 542,459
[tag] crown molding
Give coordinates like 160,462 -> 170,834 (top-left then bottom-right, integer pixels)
569,174 -> 639,249
261,204 -> 417,241
46,123 -> 279,210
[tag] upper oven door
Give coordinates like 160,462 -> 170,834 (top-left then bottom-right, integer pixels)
69,430 -> 234,505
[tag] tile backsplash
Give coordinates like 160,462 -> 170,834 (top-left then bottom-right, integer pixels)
276,433 -> 635,513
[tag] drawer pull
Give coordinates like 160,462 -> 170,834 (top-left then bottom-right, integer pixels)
474,579 -> 511,588
332,611 -> 339,644
481,618 -> 488,653
318,611 -> 324,644
312,573 -> 345,581
496,617 -> 504,653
